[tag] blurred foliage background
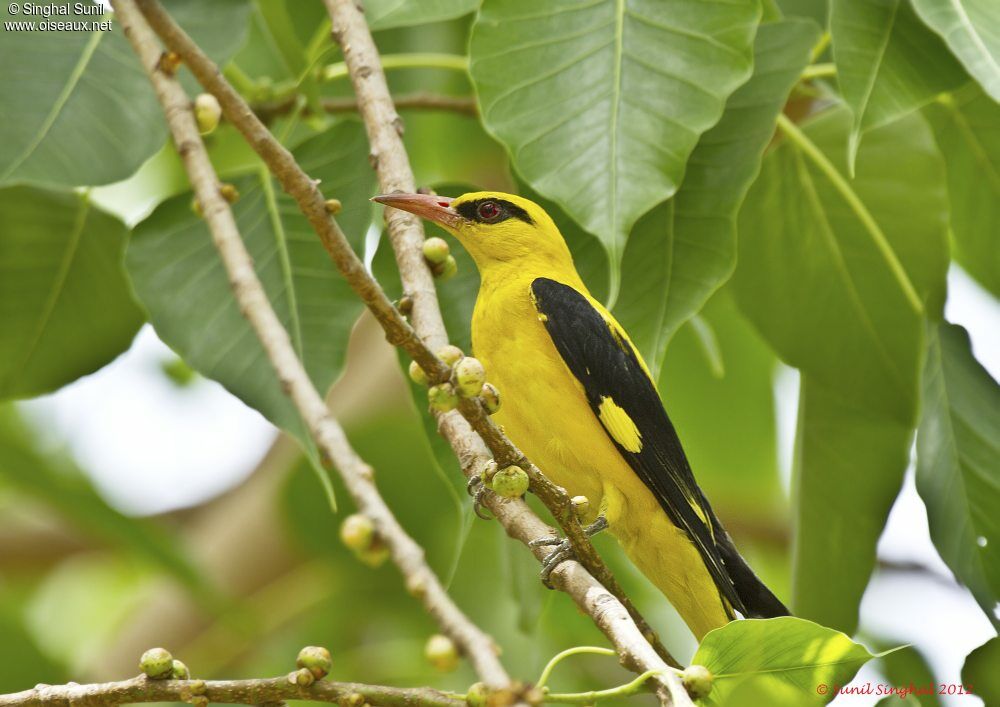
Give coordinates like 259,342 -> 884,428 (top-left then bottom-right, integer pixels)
1,0 -> 999,705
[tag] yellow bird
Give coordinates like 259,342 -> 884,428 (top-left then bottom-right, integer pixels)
373,191 -> 788,639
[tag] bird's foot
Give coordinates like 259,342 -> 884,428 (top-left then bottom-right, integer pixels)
466,475 -> 493,520
529,516 -> 608,588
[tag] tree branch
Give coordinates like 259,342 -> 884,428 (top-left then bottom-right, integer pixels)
253,92 -> 478,123
130,0 -> 691,702
0,675 -> 462,707
112,0 -> 511,692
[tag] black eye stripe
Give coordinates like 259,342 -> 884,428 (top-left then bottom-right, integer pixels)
455,198 -> 534,225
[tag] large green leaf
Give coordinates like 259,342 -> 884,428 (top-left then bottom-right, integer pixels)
0,185 -> 144,400
830,0 -> 966,170
127,122 -> 373,439
0,0 -> 252,188
366,0 -> 479,30
916,323 -> 1000,630
924,85 -> 1000,299
777,0 -> 828,27
660,290 -> 784,516
614,18 -> 818,373
732,108 -> 949,631
0,406 -> 210,598
792,378 -> 914,631
470,0 -> 762,289
734,107 -> 947,421
692,617 -> 878,706
963,636 -> 1000,706
910,0 -> 1000,102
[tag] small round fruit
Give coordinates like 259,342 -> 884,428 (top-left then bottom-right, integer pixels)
194,93 -> 222,135
465,682 -> 489,707
479,383 -> 501,414
357,541 -> 390,568
289,667 -> 314,686
428,382 -> 459,412
140,647 -> 174,679
436,345 -> 464,367
170,659 -> 189,680
219,183 -> 239,203
340,514 -> 375,553
491,465 -> 529,499
324,198 -> 342,215
422,237 -> 450,265
424,634 -> 459,672
297,646 -> 332,679
433,255 -> 458,281
682,664 -> 713,699
408,360 -> 429,386
570,495 -> 590,518
453,357 -> 486,398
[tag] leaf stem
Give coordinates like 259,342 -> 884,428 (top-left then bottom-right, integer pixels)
800,62 -> 836,81
322,53 -> 469,81
537,647 -> 617,689
811,31 -> 831,62
774,114 -> 924,314
544,669 -> 680,704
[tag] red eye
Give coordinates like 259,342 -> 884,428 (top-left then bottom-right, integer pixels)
477,201 -> 501,220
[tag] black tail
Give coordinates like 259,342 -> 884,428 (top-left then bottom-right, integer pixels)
711,517 -> 790,618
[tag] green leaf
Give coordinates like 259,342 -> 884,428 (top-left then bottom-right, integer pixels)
793,378 -> 914,632
911,0 -> 1000,102
127,121 -> 373,440
514,179 -> 610,303
831,0 -> 967,171
734,107 -> 947,422
0,406 -> 211,598
660,290 -> 784,515
963,636 -> 1000,706
875,643 -> 941,707
692,616 -> 878,706
0,185 -> 144,400
366,0 -> 479,30
614,18 -> 819,373
916,322 -> 1000,630
470,0 -> 762,289
0,0 -> 252,188
776,0 -> 829,27
731,108 -> 949,631
924,85 -> 1000,299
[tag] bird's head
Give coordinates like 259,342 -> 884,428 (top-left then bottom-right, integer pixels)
372,191 -> 574,273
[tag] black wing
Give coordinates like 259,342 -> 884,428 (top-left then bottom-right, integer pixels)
530,278 -> 788,619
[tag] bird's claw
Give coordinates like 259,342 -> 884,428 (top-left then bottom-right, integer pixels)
532,516 -> 609,589
466,475 -> 493,520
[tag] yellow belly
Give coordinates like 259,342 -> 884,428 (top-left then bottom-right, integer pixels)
471,277 -> 730,640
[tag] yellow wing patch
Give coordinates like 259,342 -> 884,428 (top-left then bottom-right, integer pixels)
598,396 -> 643,453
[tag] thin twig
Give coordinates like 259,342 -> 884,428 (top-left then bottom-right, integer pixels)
0,675 -> 462,707
114,0 -> 511,692
252,92 -> 478,123
131,0 -> 689,702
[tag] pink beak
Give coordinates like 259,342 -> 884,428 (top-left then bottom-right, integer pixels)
371,192 -> 461,229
